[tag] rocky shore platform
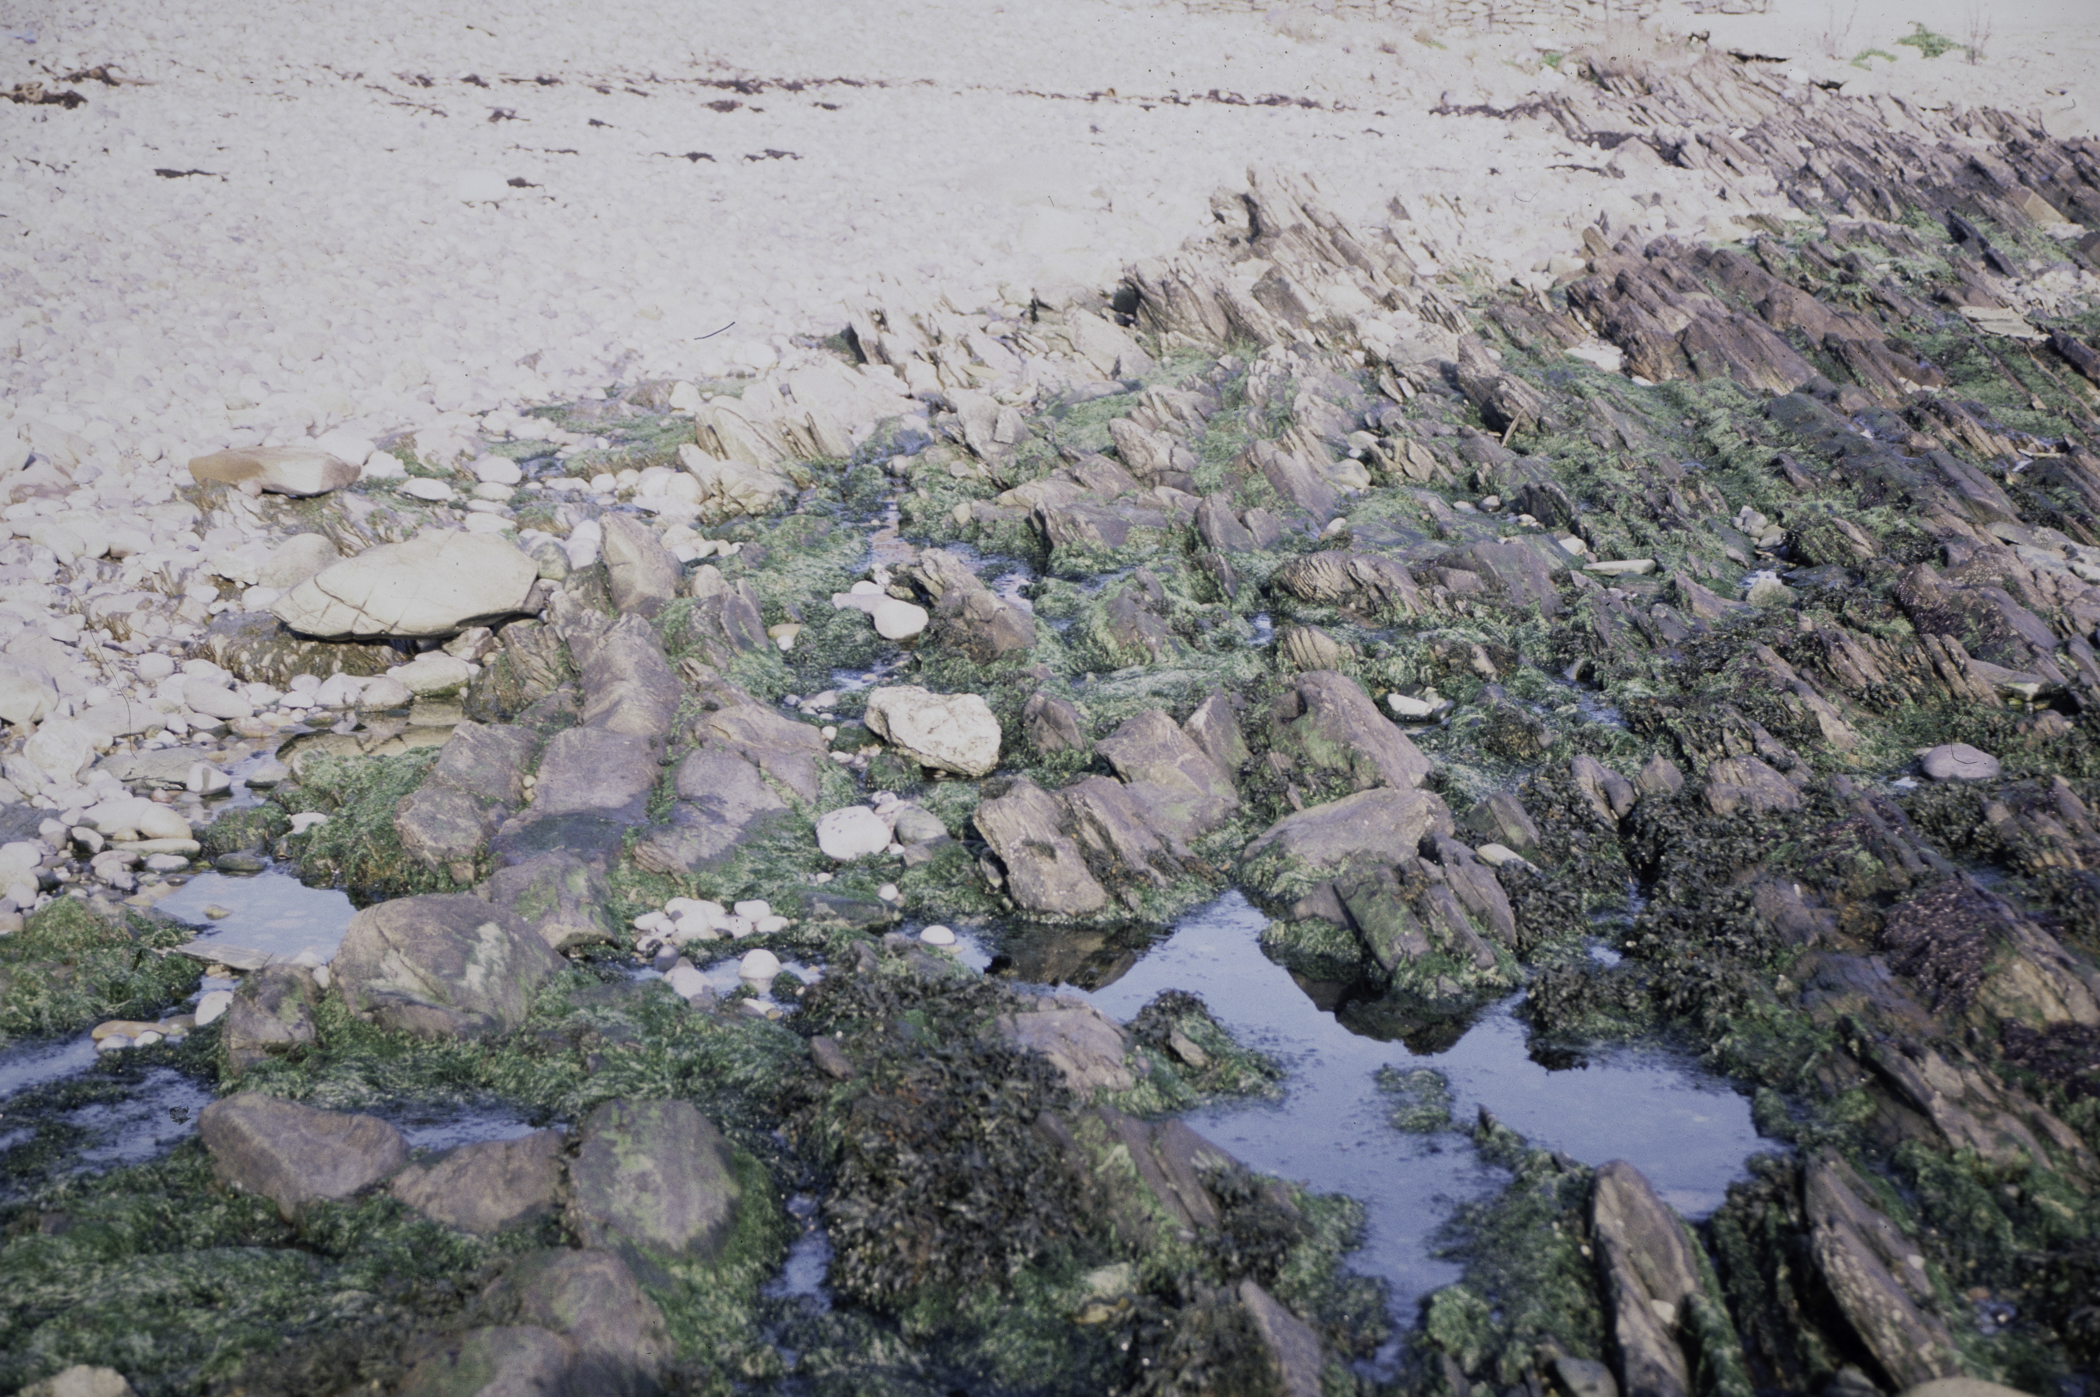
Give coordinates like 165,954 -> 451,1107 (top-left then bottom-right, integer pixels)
2,19 -> 2099,1397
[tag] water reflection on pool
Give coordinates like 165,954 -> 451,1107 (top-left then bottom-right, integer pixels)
1065,892 -> 1767,1319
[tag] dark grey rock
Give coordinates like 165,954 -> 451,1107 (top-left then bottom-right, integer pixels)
973,777 -> 1108,916
600,515 -> 681,618
391,1130 -> 565,1234
487,850 -> 618,951
199,1092 -> 408,1220
1239,1279 -> 1325,1397
1269,669 -> 1432,792
479,1249 -> 670,1397
1591,1159 -> 1703,1397
1182,691 -> 1250,777
396,1325 -> 575,1397
528,727 -> 660,819
1094,708 -> 1238,837
568,1098 -> 744,1266
222,963 -> 319,1074
333,894 -> 565,1039
1021,692 -> 1088,757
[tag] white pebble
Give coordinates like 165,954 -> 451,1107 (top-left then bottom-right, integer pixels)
732,899 -> 771,921
194,989 -> 233,1026
919,925 -> 956,946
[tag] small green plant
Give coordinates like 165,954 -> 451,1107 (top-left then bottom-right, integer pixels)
1895,22 -> 1958,58
1850,47 -> 1897,69
1541,51 -> 1565,70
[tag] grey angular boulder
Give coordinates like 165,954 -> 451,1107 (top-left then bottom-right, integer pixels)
199,1092 -> 408,1219
1269,670 -> 1432,792
1021,692 -> 1088,757
396,1326 -> 574,1397
1239,1279 -> 1325,1397
996,997 -> 1134,1093
487,850 -> 618,951
1094,708 -> 1238,837
1183,691 -> 1250,776
391,1130 -> 565,1234
528,727 -> 660,819
574,615 -> 682,739
695,697 -> 827,804
1243,787 -> 1456,893
222,963 -> 320,1074
631,747 -> 790,875
273,530 -> 540,639
931,583 -> 1036,662
973,777 -> 1108,916
568,1098 -> 745,1265
1703,756 -> 1802,816
333,894 -> 565,1039
1060,775 -> 1199,889
599,514 -> 681,618
1591,1159 -> 1705,1397
1806,1154 -> 1963,1388
479,1249 -> 671,1396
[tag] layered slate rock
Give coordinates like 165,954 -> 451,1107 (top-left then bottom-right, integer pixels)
273,530 -> 540,640
487,851 -> 618,951
1804,1154 -> 1964,1388
332,894 -> 564,1038
972,777 -> 1108,916
599,514 -> 681,618
395,719 -> 544,876
1268,670 -> 1432,794
996,996 -> 1135,1094
568,1098 -> 745,1265
199,1093 -> 408,1220
1591,1160 -> 1706,1397
1242,787 -> 1456,895
1093,708 -> 1239,838
632,744 -> 790,875
390,1130 -> 566,1234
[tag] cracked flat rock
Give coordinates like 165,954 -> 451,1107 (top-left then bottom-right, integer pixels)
272,530 -> 540,639
864,685 -> 1002,777
199,1093 -> 408,1220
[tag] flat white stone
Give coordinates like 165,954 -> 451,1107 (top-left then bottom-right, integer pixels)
816,806 -> 891,860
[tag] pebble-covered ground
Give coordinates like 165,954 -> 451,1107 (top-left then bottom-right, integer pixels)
3,1 -> 2100,1395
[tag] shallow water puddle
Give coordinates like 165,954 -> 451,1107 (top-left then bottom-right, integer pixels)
155,868 -> 357,963
1077,892 -> 1766,1319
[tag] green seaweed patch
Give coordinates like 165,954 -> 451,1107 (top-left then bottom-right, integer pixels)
280,749 -> 448,903
1415,1137 -> 1606,1392
232,968 -> 807,1141
1106,989 -> 1284,1116
0,898 -> 199,1048
1258,915 -> 1370,983
0,1140 -> 551,1396
1377,1065 -> 1456,1133
649,1147 -> 795,1391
